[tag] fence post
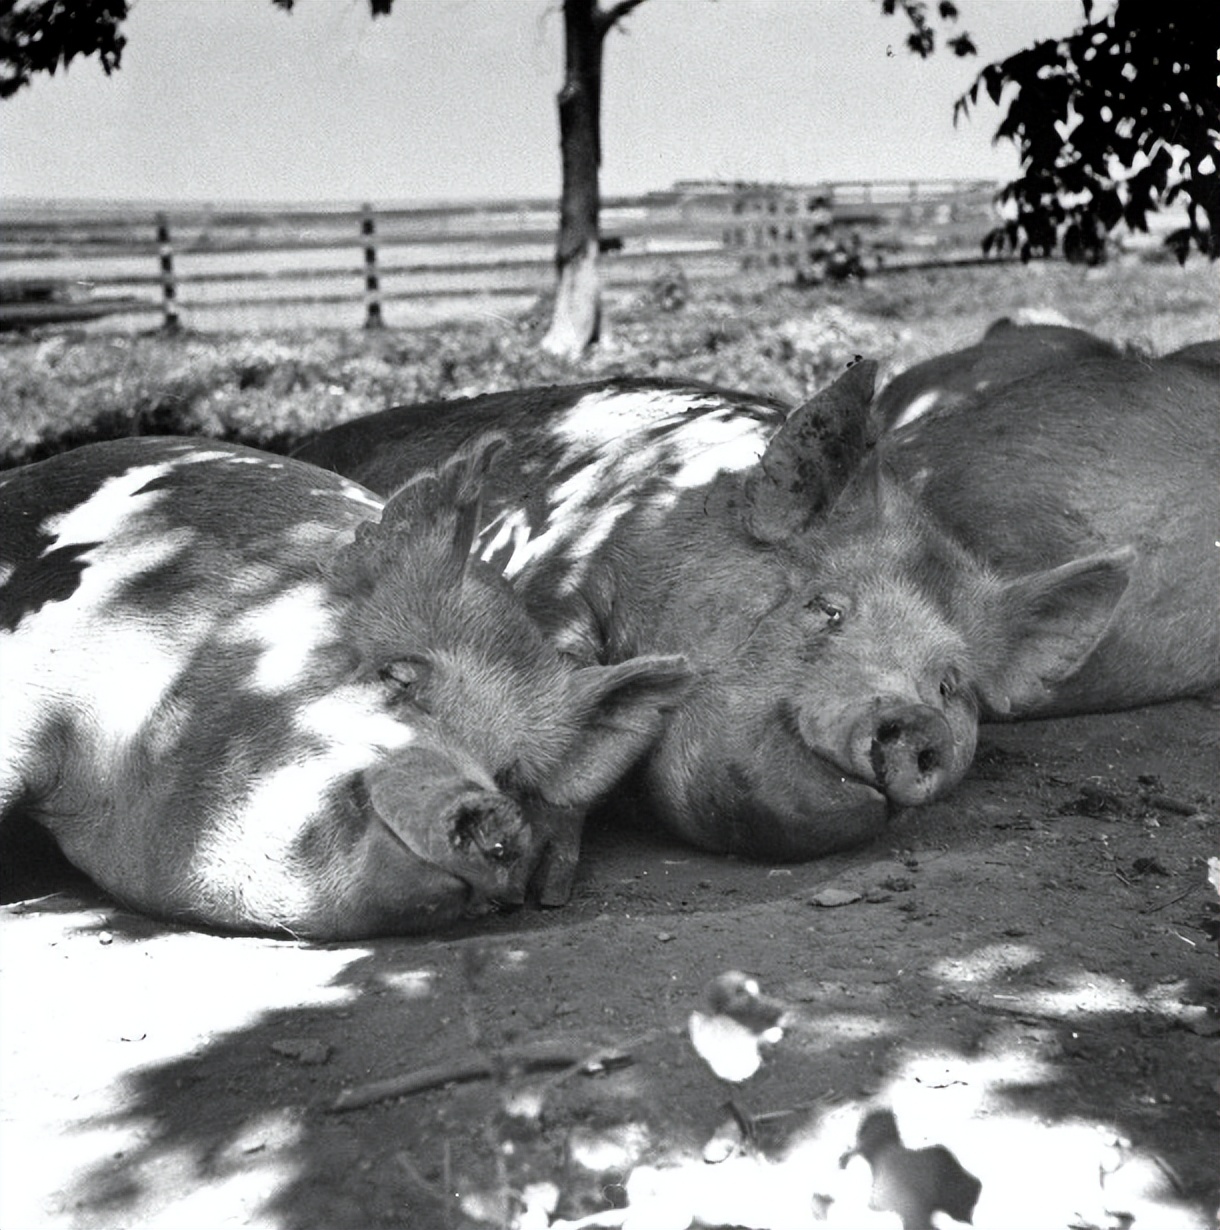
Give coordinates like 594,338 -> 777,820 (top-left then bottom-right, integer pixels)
156,212 -> 180,333
361,203 -> 383,329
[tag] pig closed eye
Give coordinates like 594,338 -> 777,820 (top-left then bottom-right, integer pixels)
806,596 -> 844,629
380,657 -> 433,710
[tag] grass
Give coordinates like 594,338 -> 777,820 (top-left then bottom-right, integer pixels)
0,257 -> 1215,468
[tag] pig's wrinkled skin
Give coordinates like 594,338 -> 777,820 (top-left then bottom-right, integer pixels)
0,437 -> 688,939
875,318 -> 1119,430
883,352 -> 1220,715
294,367 -> 1132,860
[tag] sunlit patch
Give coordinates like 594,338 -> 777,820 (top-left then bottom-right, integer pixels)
566,1122 -> 652,1173
929,942 -> 1042,983
376,969 -> 436,998
891,389 -> 941,429
283,519 -> 357,552
849,1038 -> 1204,1230
227,582 -> 335,692
545,1019 -> 1206,1230
170,449 -> 266,466
489,390 -> 775,592
659,408 -> 769,488
551,501 -> 633,592
321,480 -> 382,511
995,971 -> 1214,1023
478,507 -> 535,577
4,923 -> 364,1230
790,1012 -> 895,1052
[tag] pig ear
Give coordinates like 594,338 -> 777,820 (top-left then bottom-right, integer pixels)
744,360 -> 879,543
974,548 -> 1133,716
347,433 -> 506,582
542,655 -> 691,807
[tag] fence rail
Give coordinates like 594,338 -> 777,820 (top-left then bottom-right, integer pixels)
0,181 -> 1001,332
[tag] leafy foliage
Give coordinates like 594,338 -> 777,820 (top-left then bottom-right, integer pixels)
878,0 -> 976,58
956,0 -> 1218,262
0,0 -> 128,99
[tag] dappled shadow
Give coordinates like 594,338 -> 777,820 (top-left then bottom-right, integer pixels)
1,702 -> 1215,1229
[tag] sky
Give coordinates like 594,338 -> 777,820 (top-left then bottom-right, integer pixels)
0,0 -> 1088,205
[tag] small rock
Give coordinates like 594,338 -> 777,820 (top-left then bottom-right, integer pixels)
810,887 -> 863,908
270,1038 -> 331,1065
881,875 -> 916,893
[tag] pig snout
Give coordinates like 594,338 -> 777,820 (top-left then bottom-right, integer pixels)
447,789 -> 528,866
853,702 -> 956,806
443,789 -> 532,909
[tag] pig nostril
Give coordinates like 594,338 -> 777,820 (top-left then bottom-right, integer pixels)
877,720 -> 903,743
917,747 -> 940,775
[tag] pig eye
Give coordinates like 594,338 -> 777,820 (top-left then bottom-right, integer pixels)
380,657 -> 432,709
806,596 -> 845,629
939,671 -> 959,701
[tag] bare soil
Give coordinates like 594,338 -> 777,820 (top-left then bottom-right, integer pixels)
2,699 -> 1216,1230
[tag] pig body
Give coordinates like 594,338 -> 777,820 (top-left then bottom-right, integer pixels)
883,353 -> 1220,714
294,371 -> 1132,859
876,319 -> 1119,430
1164,339 -> 1220,368
0,437 -> 687,938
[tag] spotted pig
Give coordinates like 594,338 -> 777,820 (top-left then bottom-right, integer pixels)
0,437 -> 688,938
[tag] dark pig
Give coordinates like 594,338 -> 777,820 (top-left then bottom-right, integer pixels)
883,353 -> 1219,714
0,437 -> 688,938
294,369 -> 1130,859
876,318 -> 1119,430
1163,339 -> 1220,368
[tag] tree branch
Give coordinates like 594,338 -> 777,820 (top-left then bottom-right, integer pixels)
596,0 -> 650,39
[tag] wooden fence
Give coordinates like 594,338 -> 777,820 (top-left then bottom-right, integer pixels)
0,181 -> 1001,332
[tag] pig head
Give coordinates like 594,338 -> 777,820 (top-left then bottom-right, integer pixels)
627,362 -> 1130,857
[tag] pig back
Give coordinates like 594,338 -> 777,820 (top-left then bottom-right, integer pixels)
884,355 -> 1220,711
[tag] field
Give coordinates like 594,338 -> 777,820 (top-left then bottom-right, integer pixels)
1,255 -> 1218,1230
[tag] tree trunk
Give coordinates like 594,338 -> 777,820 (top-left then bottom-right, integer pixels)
541,0 -> 604,358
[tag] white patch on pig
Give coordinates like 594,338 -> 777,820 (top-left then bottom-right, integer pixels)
227,582 -> 336,693
3,525 -> 199,753
40,462 -> 174,545
294,683 -> 420,756
189,685 -> 420,927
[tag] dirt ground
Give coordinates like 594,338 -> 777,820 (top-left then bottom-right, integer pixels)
1,696 -> 1216,1230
